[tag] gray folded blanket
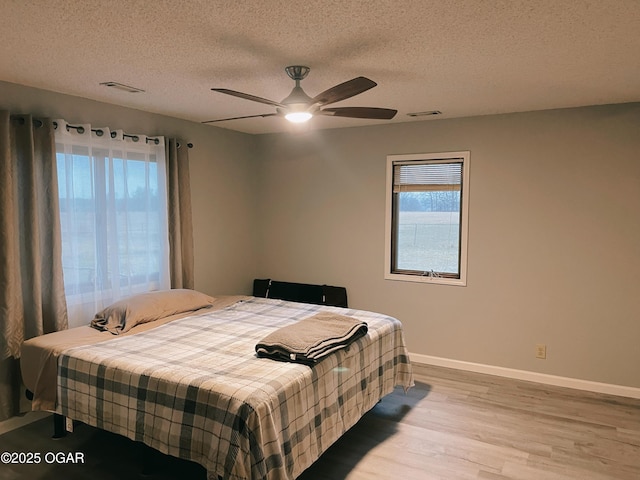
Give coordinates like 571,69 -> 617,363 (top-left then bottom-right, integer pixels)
255,312 -> 368,365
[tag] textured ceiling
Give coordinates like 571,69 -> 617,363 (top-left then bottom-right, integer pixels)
1,0 -> 639,135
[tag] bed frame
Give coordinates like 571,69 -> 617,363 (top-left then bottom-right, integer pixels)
28,283 -> 413,479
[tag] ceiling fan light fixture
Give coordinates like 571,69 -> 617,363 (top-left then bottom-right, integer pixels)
285,111 -> 313,123
284,100 -> 313,123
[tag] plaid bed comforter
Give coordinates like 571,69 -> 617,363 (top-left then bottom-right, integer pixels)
57,298 -> 414,480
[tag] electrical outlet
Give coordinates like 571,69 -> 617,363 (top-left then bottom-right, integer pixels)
535,344 -> 547,359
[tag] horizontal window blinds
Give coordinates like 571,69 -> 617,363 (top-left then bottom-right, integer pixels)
393,160 -> 463,192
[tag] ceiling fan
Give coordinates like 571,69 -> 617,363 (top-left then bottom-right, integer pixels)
203,65 -> 397,125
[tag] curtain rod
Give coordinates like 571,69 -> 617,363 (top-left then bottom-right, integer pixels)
52,120 -> 193,148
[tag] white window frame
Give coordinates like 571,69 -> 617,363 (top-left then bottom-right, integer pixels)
384,151 -> 470,286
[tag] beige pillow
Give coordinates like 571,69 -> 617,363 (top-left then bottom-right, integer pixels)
91,289 -> 215,334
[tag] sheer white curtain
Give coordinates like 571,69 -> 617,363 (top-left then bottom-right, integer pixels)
54,120 -> 170,327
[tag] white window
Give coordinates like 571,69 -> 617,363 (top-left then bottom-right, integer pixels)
55,121 -> 170,327
385,151 -> 470,286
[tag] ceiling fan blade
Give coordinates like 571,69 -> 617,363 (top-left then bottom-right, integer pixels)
311,77 -> 377,106
211,88 -> 286,108
319,107 -> 398,120
202,113 -> 278,124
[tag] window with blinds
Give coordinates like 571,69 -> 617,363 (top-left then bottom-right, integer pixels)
385,151 -> 470,286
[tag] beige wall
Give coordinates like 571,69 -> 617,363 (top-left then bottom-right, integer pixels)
0,80 -> 259,297
255,103 -> 640,388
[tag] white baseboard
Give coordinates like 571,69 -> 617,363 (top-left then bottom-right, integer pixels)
410,353 -> 640,399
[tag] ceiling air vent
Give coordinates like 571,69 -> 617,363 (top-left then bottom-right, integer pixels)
99,82 -> 145,93
406,110 -> 442,117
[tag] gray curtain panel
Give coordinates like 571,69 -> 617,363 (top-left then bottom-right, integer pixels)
0,111 -> 68,421
165,139 -> 194,289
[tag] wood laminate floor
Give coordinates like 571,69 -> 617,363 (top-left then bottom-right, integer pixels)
299,364 -> 640,480
1,363 -> 638,479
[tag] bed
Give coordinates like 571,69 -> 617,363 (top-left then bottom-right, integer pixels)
20,285 -> 413,480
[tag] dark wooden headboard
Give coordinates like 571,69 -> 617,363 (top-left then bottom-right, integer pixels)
252,279 -> 348,308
